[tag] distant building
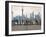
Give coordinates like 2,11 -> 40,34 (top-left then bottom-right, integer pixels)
12,8 -> 41,25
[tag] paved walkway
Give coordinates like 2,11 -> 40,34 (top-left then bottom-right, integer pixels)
12,25 -> 41,31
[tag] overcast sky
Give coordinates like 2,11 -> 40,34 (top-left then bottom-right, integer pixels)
11,5 -> 41,18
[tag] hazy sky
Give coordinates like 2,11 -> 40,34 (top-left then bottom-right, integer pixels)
11,5 -> 41,18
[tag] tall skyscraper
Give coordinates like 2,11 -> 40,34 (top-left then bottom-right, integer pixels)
22,7 -> 23,24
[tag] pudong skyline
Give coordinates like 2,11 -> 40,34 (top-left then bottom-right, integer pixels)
12,9 -> 41,25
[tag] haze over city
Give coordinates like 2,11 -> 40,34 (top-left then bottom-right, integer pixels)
12,5 -> 41,18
